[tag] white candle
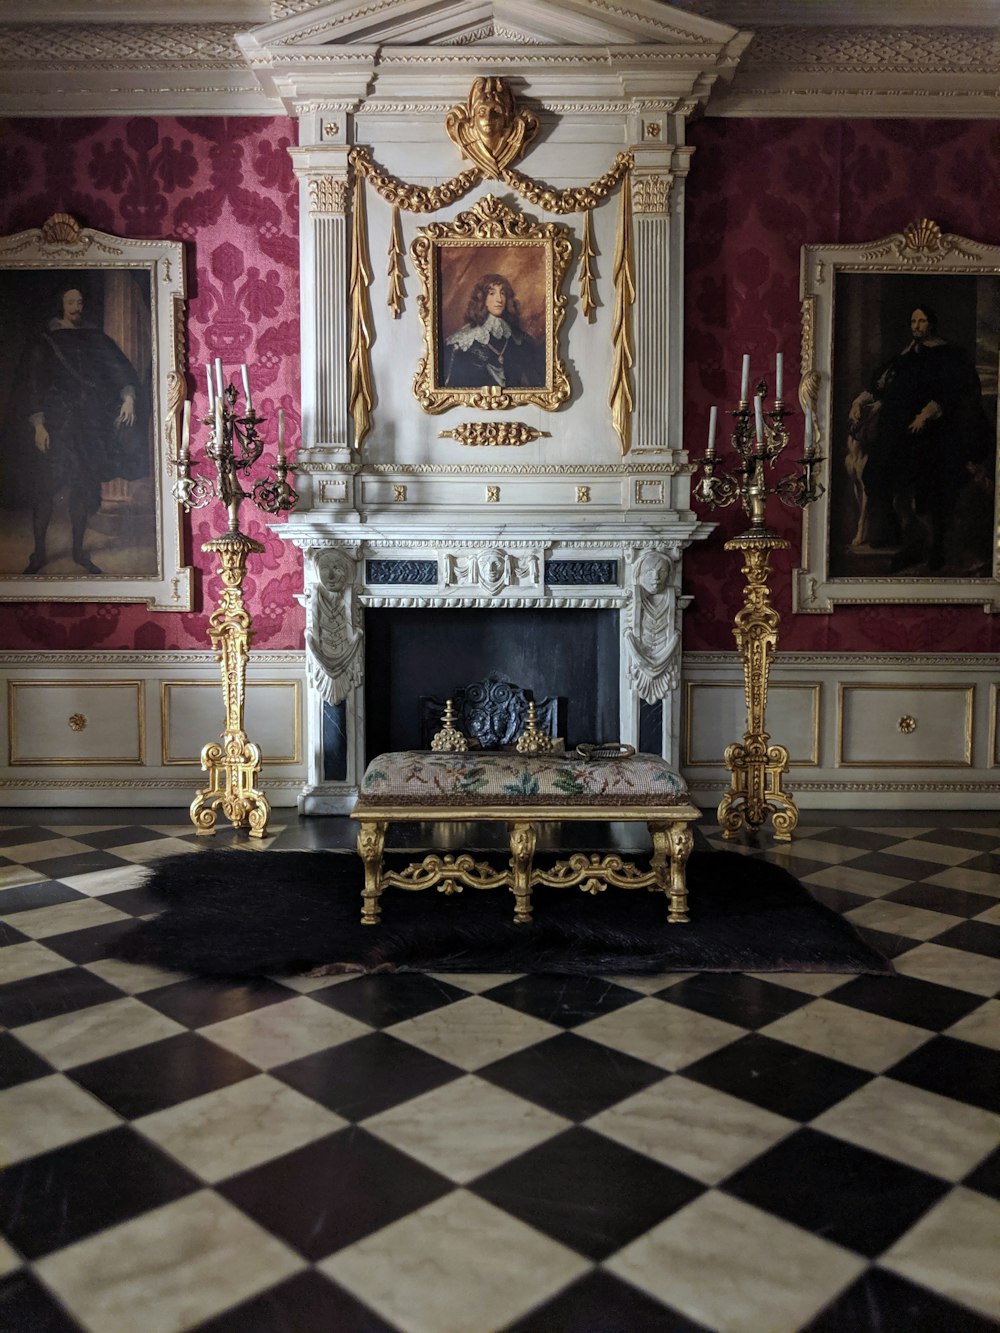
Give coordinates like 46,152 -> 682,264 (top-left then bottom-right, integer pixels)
215,358 -> 223,398
180,400 -> 191,458
754,394 -> 765,446
775,352 -> 784,402
205,364 -> 214,410
215,394 -> 224,441
707,405 -> 718,456
740,354 -> 750,401
240,363 -> 252,412
804,401 -> 814,455
277,408 -> 286,463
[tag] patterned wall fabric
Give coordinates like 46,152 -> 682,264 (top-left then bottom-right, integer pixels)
0,116 -> 302,650
0,116 -> 997,655
683,117 -> 1000,654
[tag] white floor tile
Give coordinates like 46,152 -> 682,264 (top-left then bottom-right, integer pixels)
35,1190 -> 305,1333
606,1191 -> 864,1333
321,1190 -> 589,1333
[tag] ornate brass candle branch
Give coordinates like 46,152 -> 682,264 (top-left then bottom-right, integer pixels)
694,362 -> 824,841
170,362 -> 298,838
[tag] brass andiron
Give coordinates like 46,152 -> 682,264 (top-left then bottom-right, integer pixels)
431,699 -> 469,752
516,700 -> 553,755
694,354 -> 824,841
171,360 -> 298,837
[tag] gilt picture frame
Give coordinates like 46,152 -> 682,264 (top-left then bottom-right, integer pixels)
411,194 -> 573,415
795,220 -> 1000,614
0,214 -> 191,610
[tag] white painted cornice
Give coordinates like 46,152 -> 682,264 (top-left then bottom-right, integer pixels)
706,25 -> 1000,118
0,2 -> 995,117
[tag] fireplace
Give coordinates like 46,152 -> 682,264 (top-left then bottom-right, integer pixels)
288,527 -> 699,814
364,607 -> 619,755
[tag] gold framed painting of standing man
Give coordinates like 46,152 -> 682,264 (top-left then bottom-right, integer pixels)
0,214 -> 191,610
795,220 -> 1000,614
410,194 -> 573,415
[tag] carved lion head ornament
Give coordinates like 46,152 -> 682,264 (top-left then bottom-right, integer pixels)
445,77 -> 539,179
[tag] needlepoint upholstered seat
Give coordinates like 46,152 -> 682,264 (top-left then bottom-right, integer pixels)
351,749 -> 700,927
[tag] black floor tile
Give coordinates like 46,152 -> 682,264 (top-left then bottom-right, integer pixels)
69,827 -> 165,850
682,1033 -> 870,1120
846,851 -> 948,880
39,917 -> 140,964
0,1031 -> 54,1089
20,850 -> 131,879
884,881 -> 1000,919
471,1126 -> 703,1261
796,827 -> 903,853
932,919 -> 1000,959
218,1126 -> 451,1260
806,884 -> 873,914
0,967 -> 123,1028
140,976 -> 295,1028
307,972 -> 469,1027
272,1031 -> 461,1121
0,827 -> 58,849
478,1031 -> 666,1121
723,1127 -> 949,1258
191,1268 -> 396,1333
964,1144 -> 1000,1201
481,973 -> 641,1028
826,972 -> 984,1031
915,829 -> 1000,853
853,926 -> 922,960
803,1264 -> 999,1332
0,881 -> 85,913
0,920 -> 28,947
505,1267 -> 710,1332
71,1031 -> 259,1118
887,1035 -> 1000,1114
0,1270 -> 83,1332
656,972 -> 812,1030
0,1126 -> 199,1260
92,884 -> 170,917
958,851 -> 1000,875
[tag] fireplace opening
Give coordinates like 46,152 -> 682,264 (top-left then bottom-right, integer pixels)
364,607 -> 619,757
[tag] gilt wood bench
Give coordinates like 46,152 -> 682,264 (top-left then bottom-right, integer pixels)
351,750 -> 700,926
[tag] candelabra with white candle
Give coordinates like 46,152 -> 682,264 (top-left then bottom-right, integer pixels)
694,355 -> 824,844
170,361 -> 298,839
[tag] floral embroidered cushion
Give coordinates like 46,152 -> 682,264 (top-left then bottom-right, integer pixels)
357,750 -> 690,807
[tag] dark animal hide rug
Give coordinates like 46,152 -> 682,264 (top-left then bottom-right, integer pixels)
111,848 -> 893,980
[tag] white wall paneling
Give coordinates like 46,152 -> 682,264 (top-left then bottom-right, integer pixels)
0,652 -> 306,807
683,652 -> 1000,810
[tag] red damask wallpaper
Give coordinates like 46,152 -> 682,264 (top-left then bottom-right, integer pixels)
0,116 -> 302,651
683,117 -> 1000,653
0,116 -> 997,657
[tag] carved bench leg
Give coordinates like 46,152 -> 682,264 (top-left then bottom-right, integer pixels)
507,820 -> 537,924
649,819 -> 693,924
357,819 -> 387,925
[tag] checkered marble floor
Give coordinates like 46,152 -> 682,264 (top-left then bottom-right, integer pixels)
1,810 -> 999,1332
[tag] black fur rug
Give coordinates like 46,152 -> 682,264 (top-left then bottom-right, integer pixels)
111,848 -> 893,979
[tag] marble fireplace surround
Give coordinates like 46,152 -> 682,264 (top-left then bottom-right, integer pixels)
284,518 -> 708,814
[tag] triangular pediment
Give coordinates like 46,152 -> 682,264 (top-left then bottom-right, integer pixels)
249,0 -> 740,50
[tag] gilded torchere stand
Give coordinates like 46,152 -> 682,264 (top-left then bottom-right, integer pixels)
170,362 -> 297,838
695,356 -> 824,842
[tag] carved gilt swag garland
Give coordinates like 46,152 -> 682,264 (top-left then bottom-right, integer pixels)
346,77 -> 637,453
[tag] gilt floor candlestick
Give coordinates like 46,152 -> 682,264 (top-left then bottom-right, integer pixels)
718,531 -> 797,841
170,361 -> 297,838
694,357 -> 824,842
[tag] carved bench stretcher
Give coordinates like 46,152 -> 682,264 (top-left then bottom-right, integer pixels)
351,750 -> 700,926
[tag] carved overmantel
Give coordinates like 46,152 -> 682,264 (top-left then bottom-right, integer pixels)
250,2 -> 734,809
